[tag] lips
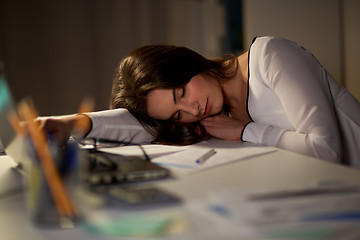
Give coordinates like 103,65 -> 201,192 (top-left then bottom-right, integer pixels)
204,99 -> 210,115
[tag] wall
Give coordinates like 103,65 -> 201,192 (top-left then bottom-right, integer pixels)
1,0 -> 358,117
0,0 -> 225,115
343,0 -> 360,100
242,0 -> 360,101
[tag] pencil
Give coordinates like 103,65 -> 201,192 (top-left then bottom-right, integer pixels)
77,97 -> 94,114
8,113 -> 25,136
196,149 -> 216,164
18,100 -> 76,217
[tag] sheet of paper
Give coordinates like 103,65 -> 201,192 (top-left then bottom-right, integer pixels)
151,148 -> 213,176
152,139 -> 277,176
98,144 -> 190,159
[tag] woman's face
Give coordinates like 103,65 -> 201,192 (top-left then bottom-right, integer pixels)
147,74 -> 224,123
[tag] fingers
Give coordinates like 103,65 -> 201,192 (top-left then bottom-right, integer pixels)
200,114 -> 228,127
41,118 -> 71,145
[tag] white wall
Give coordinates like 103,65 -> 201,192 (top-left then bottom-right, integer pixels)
343,0 -> 360,100
242,0 -> 360,101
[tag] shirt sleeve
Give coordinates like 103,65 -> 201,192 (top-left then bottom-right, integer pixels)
84,108 -> 154,144
242,37 -> 341,162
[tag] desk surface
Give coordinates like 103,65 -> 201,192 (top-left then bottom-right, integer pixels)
1,142 -> 360,240
159,149 -> 360,200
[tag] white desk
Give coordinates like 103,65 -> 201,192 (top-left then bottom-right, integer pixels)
1,142 -> 360,240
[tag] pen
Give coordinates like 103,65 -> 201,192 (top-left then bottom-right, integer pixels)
248,186 -> 360,201
301,210 -> 360,222
196,149 -> 216,164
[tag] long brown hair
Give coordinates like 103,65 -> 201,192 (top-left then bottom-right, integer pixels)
110,45 -> 238,145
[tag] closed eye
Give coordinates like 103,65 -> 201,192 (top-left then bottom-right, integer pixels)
173,87 -> 185,104
168,110 -> 182,121
181,87 -> 185,98
169,86 -> 186,121
175,110 -> 182,121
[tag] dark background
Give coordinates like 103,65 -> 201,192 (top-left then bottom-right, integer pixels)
1,0 -> 359,116
0,0 -> 242,115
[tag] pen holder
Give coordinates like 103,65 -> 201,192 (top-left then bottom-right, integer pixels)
25,140 -> 81,228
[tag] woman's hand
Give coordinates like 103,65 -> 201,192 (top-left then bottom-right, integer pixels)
36,118 -> 72,145
200,113 -> 248,141
36,114 -> 91,145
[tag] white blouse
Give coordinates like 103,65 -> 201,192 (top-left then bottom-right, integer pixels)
86,108 -> 154,144
243,36 -> 360,165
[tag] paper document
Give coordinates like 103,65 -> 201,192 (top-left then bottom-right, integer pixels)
208,185 -> 360,225
98,144 -> 189,159
152,139 -> 277,176
188,184 -> 360,239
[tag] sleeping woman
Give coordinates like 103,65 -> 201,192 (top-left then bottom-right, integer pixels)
39,36 -> 360,168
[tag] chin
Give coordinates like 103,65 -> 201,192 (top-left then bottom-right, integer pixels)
213,106 -> 223,115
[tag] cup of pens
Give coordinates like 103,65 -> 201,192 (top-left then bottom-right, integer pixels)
27,141 -> 81,228
12,100 -> 81,228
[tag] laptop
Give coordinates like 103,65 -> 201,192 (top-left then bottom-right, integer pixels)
0,64 -> 170,180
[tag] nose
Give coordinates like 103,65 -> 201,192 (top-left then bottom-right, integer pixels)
178,100 -> 200,116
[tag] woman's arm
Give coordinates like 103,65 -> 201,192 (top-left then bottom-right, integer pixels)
85,108 -> 154,144
243,37 -> 341,162
37,114 -> 92,144
38,108 -> 154,145
200,113 -> 247,141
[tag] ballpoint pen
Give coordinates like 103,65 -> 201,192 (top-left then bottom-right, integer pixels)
196,149 -> 216,164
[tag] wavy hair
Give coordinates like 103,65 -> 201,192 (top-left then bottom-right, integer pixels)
110,45 -> 238,145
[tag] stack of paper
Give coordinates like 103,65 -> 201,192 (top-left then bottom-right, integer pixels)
188,184 -> 360,239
